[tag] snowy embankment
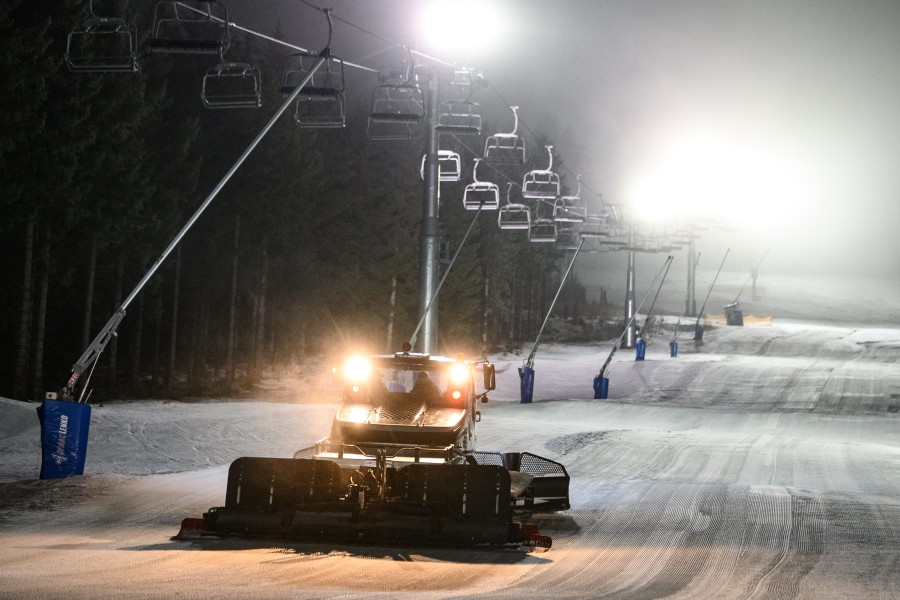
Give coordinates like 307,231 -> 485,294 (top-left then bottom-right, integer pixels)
1,300 -> 899,598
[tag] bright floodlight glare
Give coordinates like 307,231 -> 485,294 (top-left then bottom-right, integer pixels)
449,362 -> 469,384
628,132 -> 812,234
343,356 -> 371,383
417,0 -> 504,57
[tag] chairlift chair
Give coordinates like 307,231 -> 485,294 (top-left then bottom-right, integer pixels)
149,0 -> 230,55
555,227 -> 581,250
282,53 -> 346,128
449,67 -> 479,95
368,48 -> 424,140
553,176 -> 586,223
497,182 -> 531,230
436,101 -> 482,135
369,83 -> 424,120
202,60 -> 261,108
522,145 -> 561,199
420,150 -> 462,183
484,106 -> 526,165
463,159 -> 499,210
65,2 -> 138,73
528,218 -> 558,243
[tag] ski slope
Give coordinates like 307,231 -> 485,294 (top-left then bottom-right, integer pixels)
1,294 -> 899,599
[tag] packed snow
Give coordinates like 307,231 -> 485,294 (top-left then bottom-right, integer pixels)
1,274 -> 899,599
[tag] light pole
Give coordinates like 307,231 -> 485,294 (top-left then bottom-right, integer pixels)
417,68 -> 441,354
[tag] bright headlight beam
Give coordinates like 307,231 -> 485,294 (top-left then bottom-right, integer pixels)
343,356 -> 371,383
449,363 -> 469,385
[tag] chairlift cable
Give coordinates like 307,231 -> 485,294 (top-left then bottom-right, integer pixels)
297,0 -> 455,69
173,1 -> 379,73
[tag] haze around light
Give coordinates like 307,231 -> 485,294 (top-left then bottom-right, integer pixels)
626,128 -> 816,236
415,0 -> 506,59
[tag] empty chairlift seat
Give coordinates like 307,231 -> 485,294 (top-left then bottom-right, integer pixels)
522,145 -> 560,200
555,226 -> 581,250
484,106 -> 526,165
553,176 -> 586,223
282,53 -> 346,128
528,218 -> 558,243
202,60 -> 261,108
463,159 -> 500,210
149,0 -> 230,55
497,183 -> 531,230
65,2 -> 139,73
436,101 -> 482,135
421,151 -> 462,182
368,82 -> 425,140
436,67 -> 482,135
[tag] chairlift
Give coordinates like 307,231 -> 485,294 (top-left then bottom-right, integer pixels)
555,227 -> 582,250
484,106 -> 526,165
282,53 -> 346,128
528,218 -> 558,243
202,58 -> 261,108
368,48 -> 424,140
522,145 -> 561,199
65,1 -> 138,73
436,101 -> 482,135
149,0 -> 229,55
449,67 -> 479,96
420,150 -> 462,182
497,182 -> 531,230
463,159 -> 499,210
553,176 -> 586,223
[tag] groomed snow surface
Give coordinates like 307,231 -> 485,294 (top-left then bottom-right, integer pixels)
1,280 -> 899,599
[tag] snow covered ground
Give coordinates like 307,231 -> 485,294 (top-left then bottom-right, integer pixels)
1,275 -> 899,599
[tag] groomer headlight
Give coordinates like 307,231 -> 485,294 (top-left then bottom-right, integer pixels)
343,356 -> 372,384
449,362 -> 468,385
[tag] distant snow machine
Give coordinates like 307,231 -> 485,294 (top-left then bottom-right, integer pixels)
176,349 -> 570,551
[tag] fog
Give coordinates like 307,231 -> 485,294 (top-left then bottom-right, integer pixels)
233,0 -> 900,276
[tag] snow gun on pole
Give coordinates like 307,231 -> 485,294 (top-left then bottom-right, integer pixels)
62,29 -> 333,402
639,254 -> 673,341
408,203 -> 485,352
693,248 -> 730,342
518,238 -> 586,403
671,252 -> 701,356
732,248 -> 769,304
594,255 -> 673,398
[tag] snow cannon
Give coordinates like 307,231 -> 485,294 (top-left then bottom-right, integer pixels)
635,338 -> 646,361
175,349 -> 569,551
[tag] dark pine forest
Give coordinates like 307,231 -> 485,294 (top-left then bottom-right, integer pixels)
1,0 -> 595,401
